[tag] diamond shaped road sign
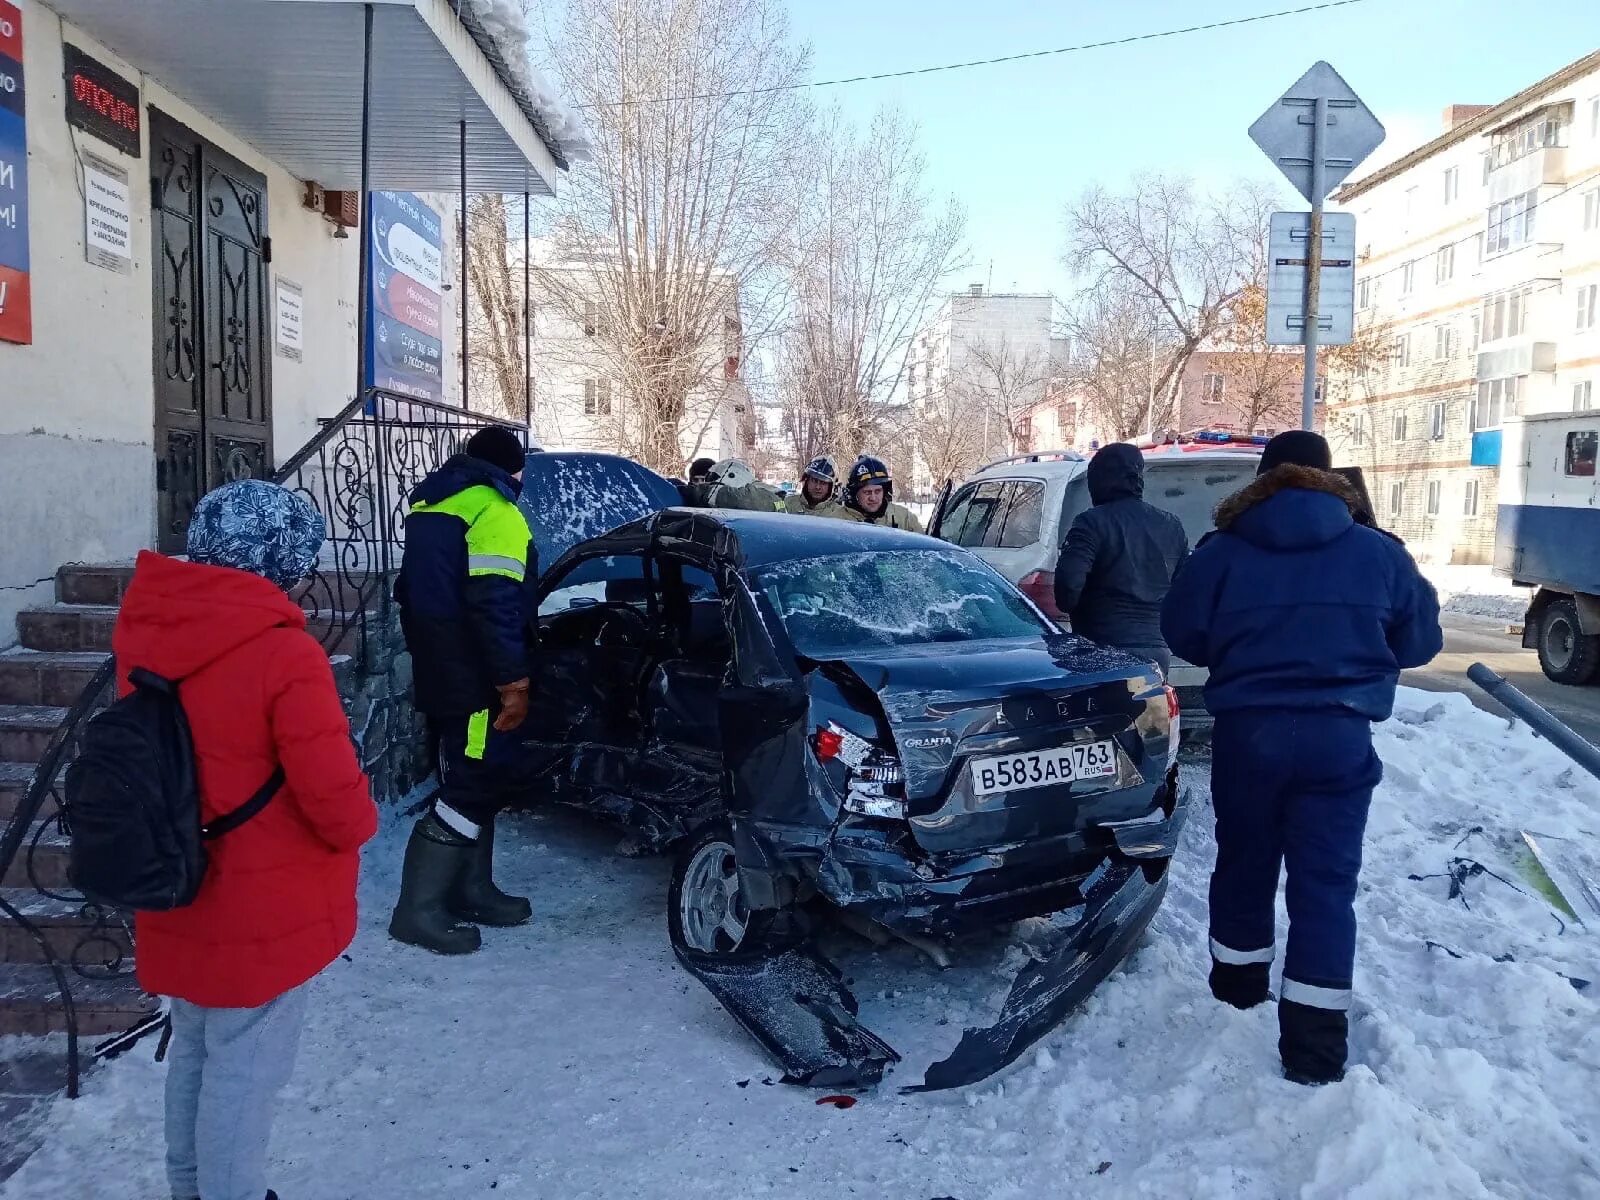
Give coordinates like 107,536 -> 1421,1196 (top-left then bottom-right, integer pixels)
1249,61 -> 1385,203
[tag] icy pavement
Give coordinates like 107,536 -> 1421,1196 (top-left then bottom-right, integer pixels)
3,690 -> 1598,1199
1420,563 -> 1533,623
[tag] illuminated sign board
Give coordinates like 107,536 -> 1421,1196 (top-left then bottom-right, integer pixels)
63,44 -> 140,158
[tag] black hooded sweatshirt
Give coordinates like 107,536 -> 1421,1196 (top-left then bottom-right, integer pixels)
1053,443 -> 1190,656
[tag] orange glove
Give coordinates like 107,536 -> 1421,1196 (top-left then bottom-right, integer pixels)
493,678 -> 530,733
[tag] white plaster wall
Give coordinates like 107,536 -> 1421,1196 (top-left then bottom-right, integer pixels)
0,5 -> 367,646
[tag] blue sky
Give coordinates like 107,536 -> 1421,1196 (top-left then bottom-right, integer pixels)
787,0 -> 1599,298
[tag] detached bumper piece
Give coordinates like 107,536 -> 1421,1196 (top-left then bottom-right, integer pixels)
674,943 -> 900,1088
908,856 -> 1169,1093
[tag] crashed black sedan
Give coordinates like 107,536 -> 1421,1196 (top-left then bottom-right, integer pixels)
517,452 -> 1188,1091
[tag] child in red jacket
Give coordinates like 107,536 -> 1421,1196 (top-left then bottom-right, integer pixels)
114,480 -> 377,1200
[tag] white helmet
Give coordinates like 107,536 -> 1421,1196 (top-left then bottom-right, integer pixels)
708,459 -> 756,489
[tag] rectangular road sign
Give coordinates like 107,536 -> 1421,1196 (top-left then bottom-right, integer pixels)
1266,211 -> 1356,347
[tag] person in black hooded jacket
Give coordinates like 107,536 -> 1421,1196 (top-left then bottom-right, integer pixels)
1053,442 -> 1189,674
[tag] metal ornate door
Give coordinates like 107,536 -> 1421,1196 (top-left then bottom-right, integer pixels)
150,111 -> 272,553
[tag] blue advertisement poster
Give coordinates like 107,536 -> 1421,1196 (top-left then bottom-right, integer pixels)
0,0 -> 31,346
365,191 -> 444,403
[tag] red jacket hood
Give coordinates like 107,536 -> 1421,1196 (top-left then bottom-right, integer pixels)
115,551 -> 309,681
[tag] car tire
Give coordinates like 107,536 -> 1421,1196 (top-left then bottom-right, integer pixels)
668,819 -> 755,955
1537,597 -> 1600,685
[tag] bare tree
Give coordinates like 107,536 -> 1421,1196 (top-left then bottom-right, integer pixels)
463,193 -> 531,422
533,0 -> 811,472
1063,175 -> 1274,430
1059,278 -> 1173,441
916,382 -> 986,490
776,105 -> 965,471
951,334 -> 1055,456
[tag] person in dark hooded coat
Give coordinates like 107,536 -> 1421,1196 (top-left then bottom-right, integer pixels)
1053,442 -> 1189,673
1160,430 -> 1442,1087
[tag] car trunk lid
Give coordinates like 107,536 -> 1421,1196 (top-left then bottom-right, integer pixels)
824,636 -> 1164,856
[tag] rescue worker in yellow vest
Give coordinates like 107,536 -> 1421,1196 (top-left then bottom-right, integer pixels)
784,456 -> 850,520
390,426 -> 534,956
843,455 -> 924,532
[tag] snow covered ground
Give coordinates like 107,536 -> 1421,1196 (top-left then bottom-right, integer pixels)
1419,564 -> 1533,624
4,690 -> 1598,1199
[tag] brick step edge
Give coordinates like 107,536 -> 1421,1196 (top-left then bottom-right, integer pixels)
0,891 -> 132,968
0,963 -> 157,1037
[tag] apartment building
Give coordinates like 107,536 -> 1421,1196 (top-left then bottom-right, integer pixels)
903,286 -> 1066,489
1332,51 -> 1600,564
522,245 -> 753,468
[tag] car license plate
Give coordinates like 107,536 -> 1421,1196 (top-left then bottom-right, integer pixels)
970,742 -> 1118,795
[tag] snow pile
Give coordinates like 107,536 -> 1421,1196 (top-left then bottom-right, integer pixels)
5,690 -> 1598,1198
460,0 -> 593,162
1421,563 -> 1533,623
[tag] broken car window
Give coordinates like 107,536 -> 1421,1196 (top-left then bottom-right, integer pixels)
751,549 -> 1045,656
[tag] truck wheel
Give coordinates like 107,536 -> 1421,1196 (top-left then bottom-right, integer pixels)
1537,597 -> 1600,685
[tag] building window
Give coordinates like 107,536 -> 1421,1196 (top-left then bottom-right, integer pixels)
1390,334 -> 1411,368
1389,482 -> 1404,516
1431,401 -> 1446,440
1434,323 -> 1456,361
583,377 -> 613,416
1592,95 -> 1600,138
1202,373 -> 1225,404
1464,479 -> 1481,517
1351,413 -> 1367,447
1393,410 -> 1409,442
1357,277 -> 1372,310
1482,287 -> 1530,342
1434,244 -> 1455,285
1471,376 -> 1521,431
1314,374 -> 1327,404
1427,479 -> 1442,516
1471,312 -> 1481,352
583,301 -> 609,338
1576,380 -> 1595,412
1585,188 -> 1600,232
1486,190 -> 1538,256
1443,166 -> 1460,207
1567,431 -> 1599,477
1400,259 -> 1417,296
1578,284 -> 1598,332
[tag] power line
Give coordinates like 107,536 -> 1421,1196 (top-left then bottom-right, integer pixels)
576,0 -> 1374,109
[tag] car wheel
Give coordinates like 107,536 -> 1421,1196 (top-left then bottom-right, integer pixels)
668,820 -> 752,954
1537,597 -> 1600,685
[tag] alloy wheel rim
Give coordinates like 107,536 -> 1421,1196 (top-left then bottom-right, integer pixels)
680,840 -> 748,953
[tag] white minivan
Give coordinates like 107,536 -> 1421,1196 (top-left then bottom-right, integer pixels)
928,442 -> 1266,739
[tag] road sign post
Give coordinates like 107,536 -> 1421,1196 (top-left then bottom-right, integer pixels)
1250,62 -> 1385,431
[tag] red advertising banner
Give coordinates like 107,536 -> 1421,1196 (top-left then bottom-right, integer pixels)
0,0 -> 30,346
385,268 -> 442,340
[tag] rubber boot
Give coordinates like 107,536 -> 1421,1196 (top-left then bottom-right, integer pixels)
1279,998 -> 1348,1085
1209,960 -> 1271,1010
388,814 -> 482,955
448,815 -> 532,927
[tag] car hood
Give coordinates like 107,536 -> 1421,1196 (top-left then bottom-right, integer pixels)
519,451 -> 681,570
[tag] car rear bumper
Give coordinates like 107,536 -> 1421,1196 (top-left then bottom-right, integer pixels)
811,768 -> 1186,936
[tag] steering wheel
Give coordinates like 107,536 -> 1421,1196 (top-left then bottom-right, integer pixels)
593,603 -> 654,650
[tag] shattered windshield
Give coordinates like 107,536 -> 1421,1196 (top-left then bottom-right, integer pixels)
751,550 -> 1046,656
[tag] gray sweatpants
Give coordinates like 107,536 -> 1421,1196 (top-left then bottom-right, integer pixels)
164,983 -> 309,1200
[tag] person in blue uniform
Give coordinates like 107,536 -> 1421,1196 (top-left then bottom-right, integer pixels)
1161,431 -> 1443,1085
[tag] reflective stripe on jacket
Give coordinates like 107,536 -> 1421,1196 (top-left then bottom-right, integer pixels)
396,455 -> 533,717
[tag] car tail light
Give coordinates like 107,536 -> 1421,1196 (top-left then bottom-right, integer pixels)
1135,686 -> 1182,769
1018,570 -> 1062,619
813,722 -> 906,819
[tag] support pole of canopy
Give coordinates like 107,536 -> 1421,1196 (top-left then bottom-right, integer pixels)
523,190 -> 532,432
459,118 -> 469,413
357,2 -> 392,607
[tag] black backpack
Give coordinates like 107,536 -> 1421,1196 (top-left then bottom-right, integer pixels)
64,667 -> 283,911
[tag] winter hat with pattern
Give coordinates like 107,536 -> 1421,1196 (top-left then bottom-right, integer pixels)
185,479 -> 326,590
464,426 -> 527,477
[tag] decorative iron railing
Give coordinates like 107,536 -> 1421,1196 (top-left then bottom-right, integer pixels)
0,390 -> 526,1096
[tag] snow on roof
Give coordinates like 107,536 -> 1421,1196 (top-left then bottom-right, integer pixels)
457,0 -> 593,167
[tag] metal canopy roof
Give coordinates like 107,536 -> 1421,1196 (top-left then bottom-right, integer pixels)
48,0 -> 563,194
